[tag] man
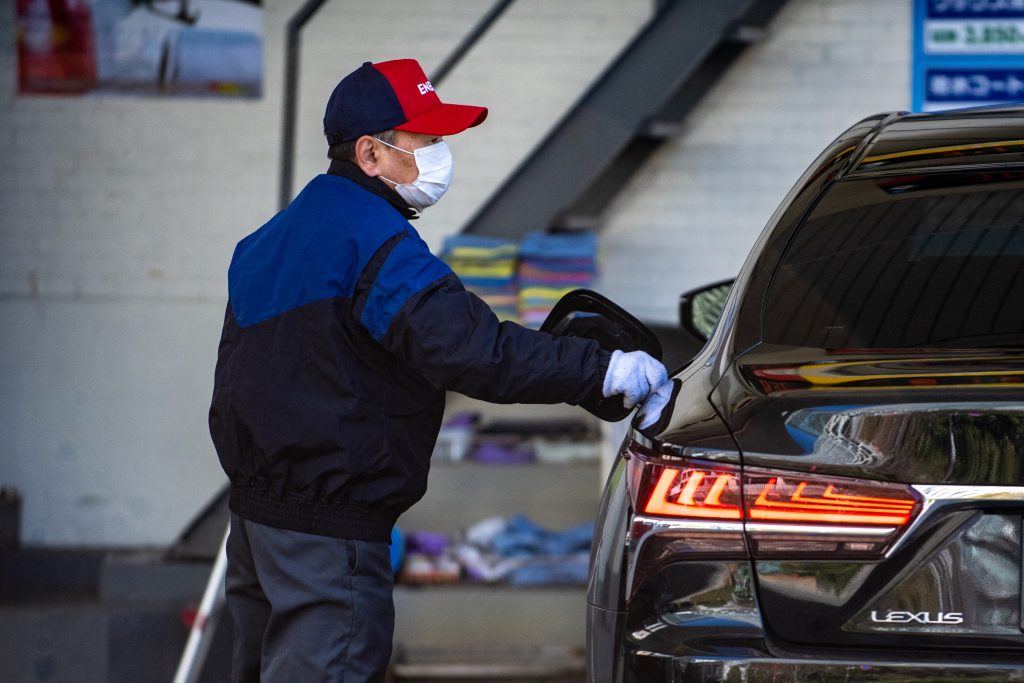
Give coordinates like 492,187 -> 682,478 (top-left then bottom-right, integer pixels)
209,58 -> 672,682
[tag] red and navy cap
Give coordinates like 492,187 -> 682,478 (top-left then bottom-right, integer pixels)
324,59 -> 488,145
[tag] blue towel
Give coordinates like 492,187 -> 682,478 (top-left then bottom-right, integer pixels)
519,231 -> 597,259
441,234 -> 519,256
491,515 -> 594,557
506,553 -> 591,586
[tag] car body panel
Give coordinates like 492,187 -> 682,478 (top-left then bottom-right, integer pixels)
588,455 -> 632,612
585,107 -> 1024,681
714,361 -> 1024,484
851,106 -> 1024,178
756,511 -> 1022,649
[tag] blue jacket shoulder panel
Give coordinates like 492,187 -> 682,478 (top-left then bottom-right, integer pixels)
360,230 -> 453,342
228,174 -> 410,328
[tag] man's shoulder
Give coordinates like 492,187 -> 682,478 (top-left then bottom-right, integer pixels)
305,174 -> 400,211
226,177 -> 415,327
232,175 -> 414,268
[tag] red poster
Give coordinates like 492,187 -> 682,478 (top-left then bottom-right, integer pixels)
18,0 -> 98,94
16,0 -> 263,98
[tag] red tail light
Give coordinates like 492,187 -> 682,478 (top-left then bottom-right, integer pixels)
639,463 -> 917,529
746,475 -> 917,526
627,444 -> 922,571
643,466 -> 742,519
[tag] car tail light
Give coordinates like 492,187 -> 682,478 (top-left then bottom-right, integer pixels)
642,465 -> 742,519
625,441 -> 923,594
741,470 -> 919,558
745,473 -> 916,526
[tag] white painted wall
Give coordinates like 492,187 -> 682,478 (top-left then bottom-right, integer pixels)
0,0 -> 912,546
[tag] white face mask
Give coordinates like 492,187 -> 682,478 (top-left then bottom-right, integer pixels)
376,138 -> 453,211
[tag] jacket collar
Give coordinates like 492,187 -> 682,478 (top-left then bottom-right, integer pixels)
327,159 -> 418,220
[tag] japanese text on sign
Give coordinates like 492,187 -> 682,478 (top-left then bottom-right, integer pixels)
926,21 -> 1024,52
914,0 -> 1024,110
928,69 -> 1024,100
927,1 -> 1024,18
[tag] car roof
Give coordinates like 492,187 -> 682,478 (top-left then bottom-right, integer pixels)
848,105 -> 1024,177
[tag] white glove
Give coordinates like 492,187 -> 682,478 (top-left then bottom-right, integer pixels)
602,350 -> 668,410
638,380 -> 674,429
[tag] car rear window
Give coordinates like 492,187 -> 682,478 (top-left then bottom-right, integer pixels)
764,174 -> 1024,350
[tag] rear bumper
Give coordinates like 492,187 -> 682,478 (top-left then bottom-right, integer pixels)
590,602 -> 1024,683
657,655 -> 1024,682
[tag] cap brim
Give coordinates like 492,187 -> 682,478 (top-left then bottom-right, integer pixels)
395,102 -> 488,136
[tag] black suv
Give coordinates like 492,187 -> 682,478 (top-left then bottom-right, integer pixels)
550,106 -> 1024,681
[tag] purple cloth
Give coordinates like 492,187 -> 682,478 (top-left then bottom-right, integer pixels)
405,531 -> 449,557
442,411 -> 478,428
471,440 -> 535,464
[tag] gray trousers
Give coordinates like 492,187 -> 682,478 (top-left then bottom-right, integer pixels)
225,513 -> 395,682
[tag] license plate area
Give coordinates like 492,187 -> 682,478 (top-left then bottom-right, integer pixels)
757,512 -> 1024,648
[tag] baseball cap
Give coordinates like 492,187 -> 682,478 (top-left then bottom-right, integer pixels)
324,59 -> 488,145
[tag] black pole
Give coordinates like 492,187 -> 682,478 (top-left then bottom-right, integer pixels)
430,0 -> 516,85
279,0 -> 329,211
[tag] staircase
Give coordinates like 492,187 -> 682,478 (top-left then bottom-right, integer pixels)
461,0 -> 790,237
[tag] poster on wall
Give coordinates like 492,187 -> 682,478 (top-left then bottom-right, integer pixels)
17,0 -> 263,98
913,0 -> 1024,111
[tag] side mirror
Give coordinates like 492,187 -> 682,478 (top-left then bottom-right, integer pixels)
679,279 -> 734,342
541,289 -> 662,422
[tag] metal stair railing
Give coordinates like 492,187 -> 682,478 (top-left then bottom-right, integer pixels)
460,0 -> 790,237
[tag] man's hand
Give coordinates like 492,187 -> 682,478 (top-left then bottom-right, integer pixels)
602,350 -> 669,410
638,380 -> 674,429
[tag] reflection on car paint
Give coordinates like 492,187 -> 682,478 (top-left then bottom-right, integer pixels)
848,514 -> 1020,635
747,356 -> 1024,391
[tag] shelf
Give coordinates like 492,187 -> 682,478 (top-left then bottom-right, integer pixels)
393,395 -> 605,653
393,584 -> 588,649
399,460 -> 601,535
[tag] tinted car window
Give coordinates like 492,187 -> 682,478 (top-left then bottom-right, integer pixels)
764,175 -> 1024,350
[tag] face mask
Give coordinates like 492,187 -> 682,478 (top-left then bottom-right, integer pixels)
376,138 -> 453,211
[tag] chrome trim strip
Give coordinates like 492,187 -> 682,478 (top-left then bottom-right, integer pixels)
631,515 -> 744,535
745,523 -> 895,537
913,485 -> 1024,502
884,485 -> 1024,557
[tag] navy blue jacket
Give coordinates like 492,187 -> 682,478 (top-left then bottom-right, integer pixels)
209,165 -> 609,541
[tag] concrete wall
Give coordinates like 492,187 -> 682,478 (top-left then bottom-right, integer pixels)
0,0 -> 913,546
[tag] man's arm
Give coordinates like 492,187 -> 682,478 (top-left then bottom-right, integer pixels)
354,230 -> 608,405
387,273 -> 609,405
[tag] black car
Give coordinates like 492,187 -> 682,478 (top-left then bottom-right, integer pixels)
548,106 -> 1024,681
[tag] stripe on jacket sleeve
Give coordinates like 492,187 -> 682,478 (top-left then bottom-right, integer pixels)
360,231 -> 453,342
353,231 -> 408,325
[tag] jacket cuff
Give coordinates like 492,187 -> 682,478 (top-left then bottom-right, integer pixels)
578,347 -> 612,407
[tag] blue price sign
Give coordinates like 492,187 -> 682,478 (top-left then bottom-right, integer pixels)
926,1 -> 1024,19
914,0 -> 1024,110
927,68 -> 1024,101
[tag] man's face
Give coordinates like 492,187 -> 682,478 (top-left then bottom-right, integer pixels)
374,131 -> 443,185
